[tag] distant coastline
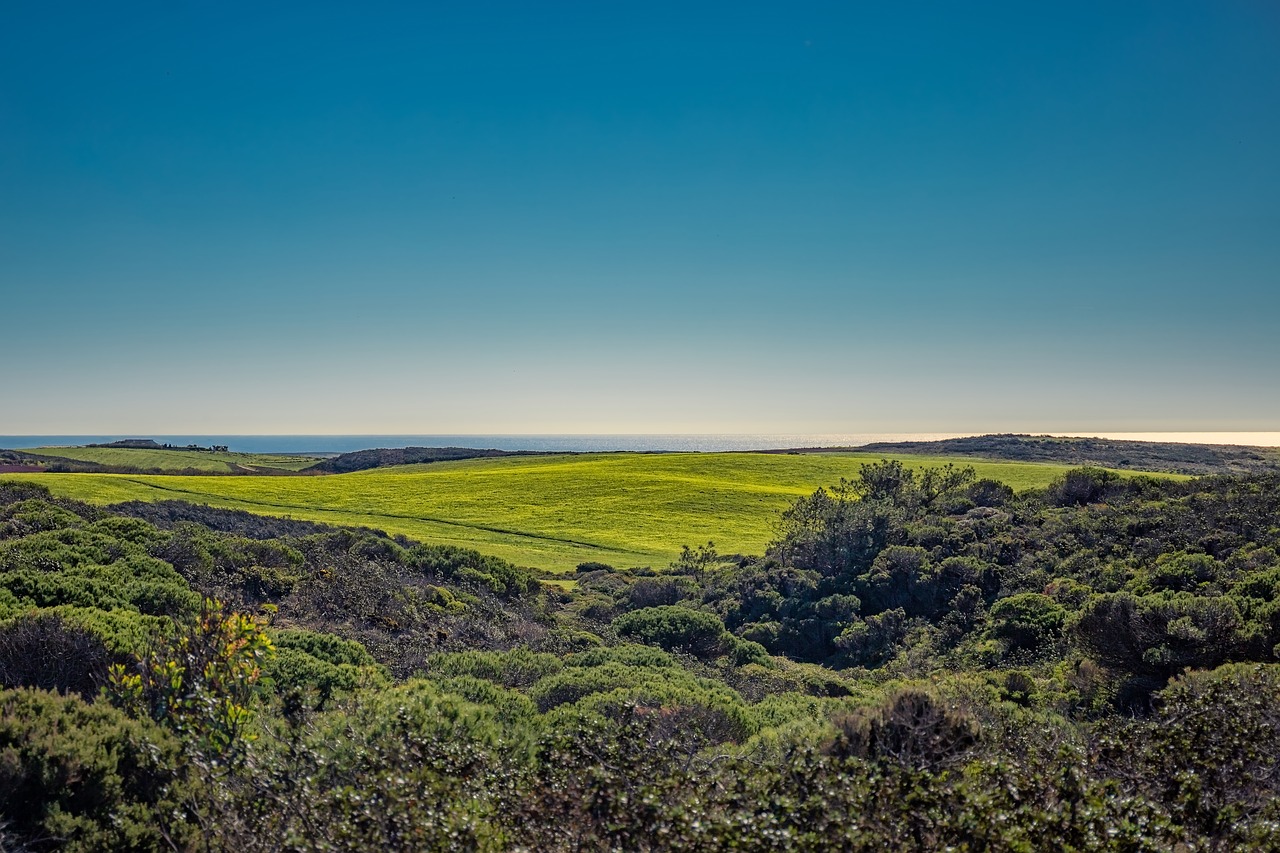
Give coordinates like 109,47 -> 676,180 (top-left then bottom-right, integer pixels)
2,432 -> 1279,455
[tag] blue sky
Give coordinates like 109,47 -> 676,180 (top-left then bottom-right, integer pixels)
3,1 -> 1277,433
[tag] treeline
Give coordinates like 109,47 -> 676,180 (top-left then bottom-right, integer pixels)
1,468 -> 1279,850
303,446 -> 548,474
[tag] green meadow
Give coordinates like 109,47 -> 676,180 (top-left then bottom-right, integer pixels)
18,446 -> 321,473
9,452 -> 1157,573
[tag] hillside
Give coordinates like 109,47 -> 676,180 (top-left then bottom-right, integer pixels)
14,445 -> 322,474
8,452 -> 1161,573
828,433 -> 1280,475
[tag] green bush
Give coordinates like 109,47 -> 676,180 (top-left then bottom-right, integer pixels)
0,499 -> 87,538
1073,592 -> 1246,692
406,543 -> 538,598
0,688 -> 192,852
612,605 -> 730,659
207,681 -> 515,851
430,674 -> 538,723
108,600 -> 275,754
989,592 -> 1067,655
572,681 -> 758,745
274,628 -> 375,667
828,687 -> 980,771
425,648 -> 563,688
729,636 -> 772,667
529,662 -> 657,712
1096,663 -> 1280,845
566,643 -> 680,671
265,646 -> 374,709
0,613 -> 116,698
1142,552 -> 1218,593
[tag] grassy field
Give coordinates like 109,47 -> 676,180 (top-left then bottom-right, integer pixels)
6,452 -> 1163,573
18,446 -> 321,473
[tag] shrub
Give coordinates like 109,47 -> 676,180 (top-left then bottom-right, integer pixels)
0,612 -> 116,698
729,636 -> 772,667
265,647 -> 373,711
0,688 -> 191,852
989,593 -> 1067,655
274,628 -> 375,667
567,643 -> 680,671
573,682 -> 758,745
968,478 -> 1014,508
1146,552 -> 1218,593
108,600 -> 275,754
1072,592 -> 1246,692
623,575 -> 696,610
828,688 -> 980,772
529,663 -> 654,712
406,543 -> 537,598
0,499 -> 86,538
1096,663 -> 1280,844
1047,467 -> 1121,506
612,606 -> 730,659
207,682 -> 514,851
425,648 -> 563,688
833,608 -> 908,667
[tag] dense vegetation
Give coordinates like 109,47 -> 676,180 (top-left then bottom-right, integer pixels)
2,461 -> 1279,850
303,446 -> 542,474
850,433 -> 1280,476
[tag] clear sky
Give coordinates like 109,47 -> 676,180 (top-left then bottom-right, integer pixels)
3,1 -> 1277,434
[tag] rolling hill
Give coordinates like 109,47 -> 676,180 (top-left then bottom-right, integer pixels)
6,451 -> 1157,572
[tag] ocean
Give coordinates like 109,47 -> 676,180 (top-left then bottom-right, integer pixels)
3,432 -> 1279,454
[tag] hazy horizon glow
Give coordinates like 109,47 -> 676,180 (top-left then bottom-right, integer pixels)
3,2 -> 1277,433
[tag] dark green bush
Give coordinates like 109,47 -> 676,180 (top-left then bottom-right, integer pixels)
989,592 -> 1067,655
828,688 -> 980,771
0,613 -> 116,698
612,605 -> 730,659
0,688 -> 192,852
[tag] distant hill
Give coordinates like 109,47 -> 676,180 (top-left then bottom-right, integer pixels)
9,445 -> 320,474
0,449 -> 104,473
302,446 -> 549,474
89,438 -> 165,449
6,443 -> 545,476
824,434 -> 1280,476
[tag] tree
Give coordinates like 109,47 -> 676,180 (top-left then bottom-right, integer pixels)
671,541 -> 719,584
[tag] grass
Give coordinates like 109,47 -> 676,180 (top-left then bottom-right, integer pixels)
7,451 -> 1173,573
18,446 -> 321,473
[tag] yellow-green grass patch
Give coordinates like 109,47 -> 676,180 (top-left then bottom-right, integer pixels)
6,452 -> 1176,573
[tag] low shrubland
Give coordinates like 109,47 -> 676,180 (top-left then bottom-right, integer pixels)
2,463 -> 1279,850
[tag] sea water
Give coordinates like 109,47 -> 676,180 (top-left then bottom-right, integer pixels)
3,433 -> 1279,454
